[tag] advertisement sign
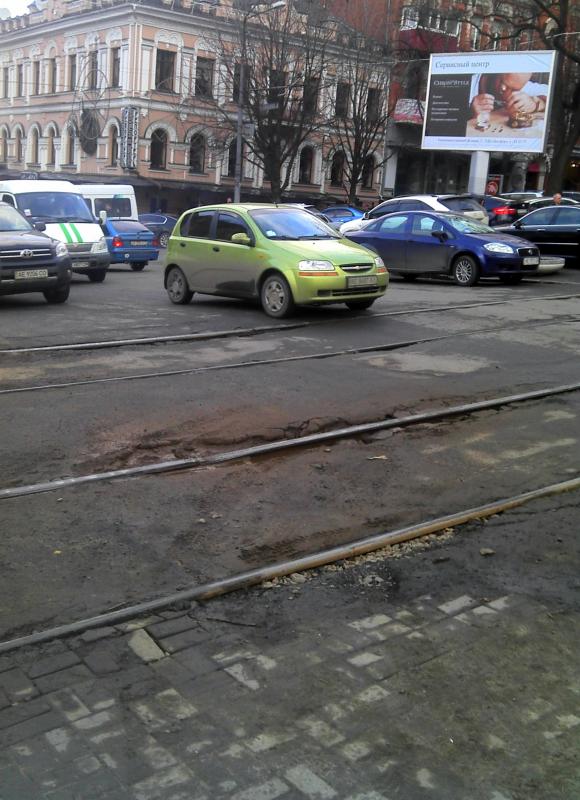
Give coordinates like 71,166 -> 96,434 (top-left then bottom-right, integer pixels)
486,174 -> 503,195
120,106 -> 139,170
422,50 -> 556,153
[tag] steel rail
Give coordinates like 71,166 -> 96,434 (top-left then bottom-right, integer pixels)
1,316 -> 578,397
0,474 -> 578,655
1,380 -> 580,501
3,291 -> 580,355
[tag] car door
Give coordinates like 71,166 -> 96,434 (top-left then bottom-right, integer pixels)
406,213 -> 451,272
211,211 -> 259,296
174,209 -> 215,290
354,213 -> 410,271
514,207 -> 558,254
549,207 -> 580,264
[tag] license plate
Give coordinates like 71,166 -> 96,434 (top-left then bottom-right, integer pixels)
130,241 -> 146,246
15,269 -> 48,279
523,257 -> 539,265
74,261 -> 90,269
347,276 -> 378,288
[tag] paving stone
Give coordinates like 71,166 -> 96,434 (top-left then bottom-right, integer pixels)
47,688 -> 91,722
0,668 -> 38,702
34,664 -> 94,694
158,627 -> 212,654
438,595 -> 477,616
80,626 -> 118,643
146,615 -> 198,640
230,777 -> 289,800
173,647 -> 220,678
0,764 -> 36,798
0,689 -> 9,710
151,657 -> 195,686
42,767 -> 123,799
132,765 -> 194,800
45,726 -> 93,759
128,630 -> 166,663
0,697 -> 52,731
27,651 -> 80,679
0,709 -> 63,748
10,734 -> 68,775
285,764 -> 337,798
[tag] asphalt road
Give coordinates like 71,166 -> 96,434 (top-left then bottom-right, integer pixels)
1,260 -> 580,638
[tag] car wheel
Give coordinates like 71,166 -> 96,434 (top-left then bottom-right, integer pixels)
166,266 -> 193,305
43,285 -> 70,304
159,232 -> 169,248
452,255 -> 480,287
499,274 -> 523,285
261,274 -> 295,318
345,299 -> 376,311
130,263 -> 147,271
88,269 -> 107,283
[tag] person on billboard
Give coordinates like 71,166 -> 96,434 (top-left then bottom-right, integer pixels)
469,73 -> 549,130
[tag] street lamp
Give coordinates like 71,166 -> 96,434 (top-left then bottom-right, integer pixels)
234,0 -> 286,203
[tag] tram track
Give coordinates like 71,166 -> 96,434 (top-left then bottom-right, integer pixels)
1,315 -> 578,396
2,291 -> 580,355
1,380 -> 579,501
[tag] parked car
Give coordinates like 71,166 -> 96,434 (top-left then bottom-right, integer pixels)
164,203 -> 388,318
322,205 -> 365,229
101,219 -> 160,271
345,210 -> 540,286
496,205 -> 580,267
339,194 -> 488,234
473,195 -> 520,227
138,213 -> 178,247
0,202 -> 72,303
562,191 -> 580,202
524,196 -> 579,212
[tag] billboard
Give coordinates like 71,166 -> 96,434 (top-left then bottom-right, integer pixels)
421,50 -> 556,153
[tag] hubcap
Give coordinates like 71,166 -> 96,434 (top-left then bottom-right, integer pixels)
264,280 -> 286,313
168,271 -> 184,300
455,259 -> 472,283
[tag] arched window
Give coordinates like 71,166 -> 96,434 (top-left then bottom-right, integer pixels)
15,129 -> 23,162
66,127 -> 76,165
0,130 -> 7,163
361,155 -> 375,189
47,128 -> 56,166
189,133 -> 205,173
30,128 -> 39,164
227,139 -> 237,178
298,146 -> 314,184
110,126 -> 118,166
150,128 -> 167,169
330,151 -> 345,187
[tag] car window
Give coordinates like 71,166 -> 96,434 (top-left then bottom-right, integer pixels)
446,215 -> 492,234
110,221 -> 150,233
376,214 -> 409,233
399,200 -> 428,211
440,197 -> 482,213
249,208 -> 338,240
215,212 -> 251,241
0,204 -> 33,231
554,207 -> 580,224
181,210 -> 214,238
519,208 -> 557,226
369,202 -> 397,218
411,215 -> 446,236
95,197 -> 133,219
1,194 -> 16,207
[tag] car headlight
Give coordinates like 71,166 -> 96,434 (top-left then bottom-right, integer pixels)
374,256 -> 385,268
298,260 -> 336,272
91,238 -> 108,254
55,241 -> 68,258
484,242 -> 514,254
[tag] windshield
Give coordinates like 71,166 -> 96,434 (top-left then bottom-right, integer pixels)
446,215 -> 493,234
16,192 -> 95,223
249,208 -> 339,240
0,204 -> 33,232
95,197 -> 133,219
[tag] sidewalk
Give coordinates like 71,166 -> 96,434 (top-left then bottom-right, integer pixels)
1,495 -> 579,800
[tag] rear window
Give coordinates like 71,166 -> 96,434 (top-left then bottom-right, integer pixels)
95,197 -> 133,219
440,197 -> 483,213
111,221 -> 149,233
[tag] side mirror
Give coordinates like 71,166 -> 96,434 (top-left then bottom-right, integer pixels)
363,212 -> 369,220
231,232 -> 252,246
33,221 -> 46,232
431,230 -> 448,241
98,209 -> 107,224
513,220 -> 522,229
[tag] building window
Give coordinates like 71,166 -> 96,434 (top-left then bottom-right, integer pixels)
233,62 -> 250,103
32,61 -> 40,95
66,128 -> 75,165
110,47 -> 120,88
335,82 -> 350,118
150,129 -> 168,169
367,88 -> 380,122
189,133 -> 205,173
268,69 -> 286,104
47,129 -> 55,165
29,128 -> 39,164
2,67 -> 8,99
195,57 -> 215,98
330,151 -> 345,187
16,64 -> 23,97
48,58 -> 57,93
155,49 -> 175,92
15,129 -> 23,162
298,146 -> 314,184
361,155 -> 375,189
0,131 -> 7,163
88,50 -> 99,90
68,54 -> 77,91
303,77 -> 319,115
227,139 -> 237,177
110,126 -> 118,166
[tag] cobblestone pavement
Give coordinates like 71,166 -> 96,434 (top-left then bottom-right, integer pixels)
1,498 -> 579,800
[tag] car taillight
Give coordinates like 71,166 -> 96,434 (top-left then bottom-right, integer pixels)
112,236 -> 124,248
152,237 -> 160,247
494,207 -> 516,215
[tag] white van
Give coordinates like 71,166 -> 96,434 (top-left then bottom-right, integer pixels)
79,184 -> 138,221
0,180 -> 110,282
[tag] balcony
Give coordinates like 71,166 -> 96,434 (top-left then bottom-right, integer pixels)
399,10 -> 459,52
393,98 -> 425,125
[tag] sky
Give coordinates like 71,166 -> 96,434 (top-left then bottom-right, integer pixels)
0,0 -> 31,16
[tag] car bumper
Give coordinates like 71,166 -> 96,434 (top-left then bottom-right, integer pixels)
109,249 -> 160,263
71,252 -> 110,274
293,273 -> 389,304
481,254 -> 539,276
0,257 -> 72,296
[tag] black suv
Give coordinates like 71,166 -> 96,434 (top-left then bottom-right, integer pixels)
0,203 -> 72,303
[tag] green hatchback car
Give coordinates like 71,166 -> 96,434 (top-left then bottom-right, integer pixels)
164,204 -> 389,318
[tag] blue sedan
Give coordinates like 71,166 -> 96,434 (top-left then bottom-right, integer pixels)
346,211 -> 541,286
101,219 -> 160,271
322,205 -> 365,229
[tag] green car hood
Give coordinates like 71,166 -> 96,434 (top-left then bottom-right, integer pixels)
270,237 -> 375,265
